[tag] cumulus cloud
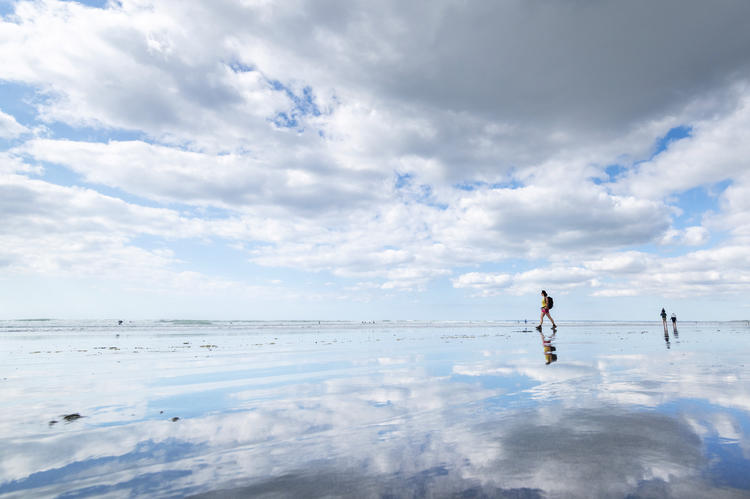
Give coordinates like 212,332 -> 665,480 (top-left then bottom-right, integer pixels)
2,0 -> 750,314
453,266 -> 598,297
0,151 -> 39,174
454,240 -> 750,299
0,172 -> 292,298
16,138 -> 386,213
660,226 -> 710,246
451,272 -> 512,297
592,245 -> 750,298
437,180 -> 670,258
10,136 -> 674,291
4,0 -> 750,166
617,91 -> 750,201
0,109 -> 28,138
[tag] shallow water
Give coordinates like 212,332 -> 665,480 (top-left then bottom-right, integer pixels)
1,320 -> 749,498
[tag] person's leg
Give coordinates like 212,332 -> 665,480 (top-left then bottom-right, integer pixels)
538,308 -> 545,327
546,310 -> 556,327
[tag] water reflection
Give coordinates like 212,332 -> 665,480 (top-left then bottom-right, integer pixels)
539,330 -> 558,365
1,321 -> 750,497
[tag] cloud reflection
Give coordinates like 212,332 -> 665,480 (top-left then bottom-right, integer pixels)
2,323 -> 750,497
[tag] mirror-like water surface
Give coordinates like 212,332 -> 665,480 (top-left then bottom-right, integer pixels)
1,320 -> 749,498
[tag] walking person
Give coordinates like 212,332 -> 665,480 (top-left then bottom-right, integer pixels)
536,290 -> 556,330
660,308 -> 668,333
671,313 -> 677,333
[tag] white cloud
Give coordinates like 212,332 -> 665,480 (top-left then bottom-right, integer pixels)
12,134 -> 677,291
451,272 -> 512,297
453,266 -> 598,297
453,239 -> 750,299
16,138 -> 386,212
617,91 -> 750,201
3,0 -> 748,169
437,180 -> 670,259
583,251 -> 651,274
2,0 -> 750,315
0,173 -> 286,298
667,226 -> 710,246
0,151 -> 40,174
596,245 -> 750,297
0,109 -> 28,138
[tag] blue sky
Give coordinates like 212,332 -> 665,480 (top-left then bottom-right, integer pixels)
2,0 -> 750,320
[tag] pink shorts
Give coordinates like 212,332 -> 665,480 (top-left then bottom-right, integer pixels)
541,307 -> 549,313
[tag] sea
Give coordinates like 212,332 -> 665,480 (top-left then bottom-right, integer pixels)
1,319 -> 749,498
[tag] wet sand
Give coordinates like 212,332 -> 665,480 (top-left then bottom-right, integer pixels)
1,320 -> 749,498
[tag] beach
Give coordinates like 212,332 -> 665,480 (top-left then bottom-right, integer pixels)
1,320 -> 750,498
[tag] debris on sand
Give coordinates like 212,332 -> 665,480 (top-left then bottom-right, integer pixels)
50,413 -> 83,425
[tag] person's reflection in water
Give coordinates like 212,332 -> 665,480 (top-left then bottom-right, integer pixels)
664,328 -> 671,349
540,331 -> 558,365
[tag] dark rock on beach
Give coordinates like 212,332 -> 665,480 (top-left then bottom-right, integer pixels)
50,413 -> 83,425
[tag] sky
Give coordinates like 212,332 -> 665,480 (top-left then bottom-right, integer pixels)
1,0 -> 750,320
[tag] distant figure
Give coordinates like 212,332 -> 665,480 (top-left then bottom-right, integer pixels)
536,290 -> 556,330
670,313 -> 677,333
660,308 -> 668,333
118,320 -> 123,325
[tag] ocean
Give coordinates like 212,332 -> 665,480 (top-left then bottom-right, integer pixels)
1,319 -> 749,497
